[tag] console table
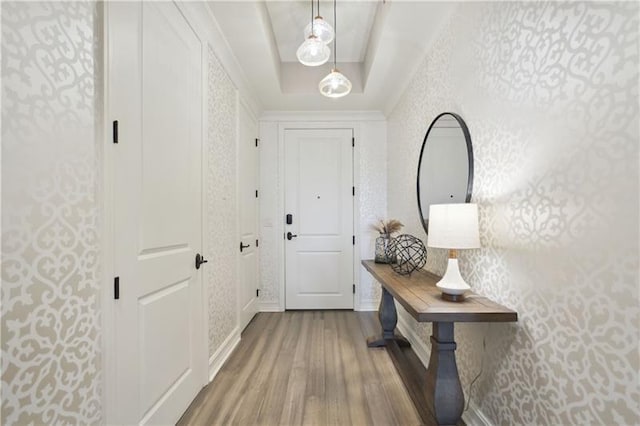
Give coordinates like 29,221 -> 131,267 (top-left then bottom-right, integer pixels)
362,260 -> 517,426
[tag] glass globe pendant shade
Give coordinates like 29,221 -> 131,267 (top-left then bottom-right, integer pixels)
304,16 -> 334,44
319,68 -> 352,98
296,35 -> 330,66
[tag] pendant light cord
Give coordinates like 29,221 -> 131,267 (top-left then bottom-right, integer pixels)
311,0 -> 314,34
333,0 -> 337,68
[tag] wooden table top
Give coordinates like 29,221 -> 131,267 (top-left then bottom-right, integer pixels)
362,260 -> 518,323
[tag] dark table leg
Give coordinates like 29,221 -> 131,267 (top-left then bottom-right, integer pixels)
366,287 -> 410,347
426,322 -> 464,426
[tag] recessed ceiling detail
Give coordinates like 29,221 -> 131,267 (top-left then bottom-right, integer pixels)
207,1 -> 455,113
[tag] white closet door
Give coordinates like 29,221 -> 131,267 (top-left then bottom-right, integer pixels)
238,103 -> 259,330
109,2 -> 205,424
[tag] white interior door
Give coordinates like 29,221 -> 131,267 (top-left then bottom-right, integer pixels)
238,103 -> 259,330
109,2 -> 205,424
284,128 -> 354,309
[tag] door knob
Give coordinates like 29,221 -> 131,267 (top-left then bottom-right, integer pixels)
195,253 -> 208,269
240,242 -> 251,252
286,232 -> 298,240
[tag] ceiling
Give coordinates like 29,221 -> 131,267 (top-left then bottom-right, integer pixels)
208,1 -> 455,114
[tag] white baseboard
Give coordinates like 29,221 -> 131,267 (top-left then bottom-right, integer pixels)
258,301 -> 283,312
259,301 -> 378,312
357,300 -> 379,311
462,400 -> 493,426
396,314 -> 431,367
208,327 -> 241,382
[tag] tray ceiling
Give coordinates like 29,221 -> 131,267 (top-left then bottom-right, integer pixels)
207,1 -> 455,113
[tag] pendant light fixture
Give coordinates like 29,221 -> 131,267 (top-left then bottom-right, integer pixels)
296,0 -> 330,66
319,0 -> 351,98
303,0 -> 334,45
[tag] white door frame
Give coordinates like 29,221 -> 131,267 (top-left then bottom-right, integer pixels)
101,3 -> 115,420
196,3 -> 211,395
276,122 -> 362,311
100,3 -> 210,422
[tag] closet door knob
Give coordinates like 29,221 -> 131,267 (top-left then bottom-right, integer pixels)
195,253 -> 208,269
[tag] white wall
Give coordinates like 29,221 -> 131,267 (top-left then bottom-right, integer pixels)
388,2 -> 639,424
258,112 -> 387,311
206,46 -> 239,361
2,2 -> 102,423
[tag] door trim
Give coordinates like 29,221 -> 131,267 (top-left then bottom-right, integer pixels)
101,3 -> 116,422
198,9 -> 210,392
277,122 -> 361,311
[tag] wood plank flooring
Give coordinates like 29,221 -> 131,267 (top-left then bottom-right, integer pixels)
177,311 -> 423,425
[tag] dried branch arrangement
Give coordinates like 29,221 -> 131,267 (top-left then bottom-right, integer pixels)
371,219 -> 404,235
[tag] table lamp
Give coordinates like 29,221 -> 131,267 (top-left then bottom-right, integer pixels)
427,203 -> 480,302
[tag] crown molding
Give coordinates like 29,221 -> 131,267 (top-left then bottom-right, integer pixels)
260,110 -> 386,122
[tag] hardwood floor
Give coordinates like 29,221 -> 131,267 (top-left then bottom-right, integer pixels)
177,311 -> 423,425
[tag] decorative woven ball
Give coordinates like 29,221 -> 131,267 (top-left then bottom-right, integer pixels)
385,234 -> 427,275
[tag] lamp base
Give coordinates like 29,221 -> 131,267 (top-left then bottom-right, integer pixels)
441,293 -> 465,303
435,258 -> 471,300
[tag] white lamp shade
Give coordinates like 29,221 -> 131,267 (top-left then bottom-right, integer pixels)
427,203 -> 480,249
304,17 -> 334,44
319,68 -> 352,98
296,36 -> 330,66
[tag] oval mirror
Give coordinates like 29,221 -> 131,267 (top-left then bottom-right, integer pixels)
417,112 -> 474,234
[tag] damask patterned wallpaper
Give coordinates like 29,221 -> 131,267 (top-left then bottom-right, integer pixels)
1,2 -> 102,424
357,122 -> 387,308
207,46 -> 239,356
387,1 -> 639,424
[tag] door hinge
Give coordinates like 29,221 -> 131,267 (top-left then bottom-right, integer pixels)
255,190 -> 259,198
352,186 -> 355,196
256,239 -> 259,247
352,137 -> 355,147
114,277 -> 120,300
113,120 -> 119,144
353,284 -> 356,294
255,138 -> 259,147
352,235 -> 355,245
256,288 -> 260,297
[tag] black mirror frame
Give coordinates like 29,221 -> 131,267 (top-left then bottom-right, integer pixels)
416,112 -> 474,235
